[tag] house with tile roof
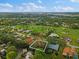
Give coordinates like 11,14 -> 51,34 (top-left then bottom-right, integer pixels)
63,47 -> 78,59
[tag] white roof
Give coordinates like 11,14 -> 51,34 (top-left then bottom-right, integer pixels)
49,33 -> 59,37
25,52 -> 33,59
1,49 -> 5,52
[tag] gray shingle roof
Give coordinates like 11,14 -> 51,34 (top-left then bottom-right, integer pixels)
47,44 -> 59,51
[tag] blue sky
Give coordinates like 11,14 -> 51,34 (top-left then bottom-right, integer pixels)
0,0 -> 79,12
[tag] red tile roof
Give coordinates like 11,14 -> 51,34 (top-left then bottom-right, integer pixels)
26,37 -> 33,45
63,47 -> 77,57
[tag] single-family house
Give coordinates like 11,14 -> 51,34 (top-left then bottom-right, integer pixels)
45,44 -> 59,54
48,33 -> 59,44
26,36 -> 33,45
49,33 -> 59,38
64,37 -> 72,42
63,47 -> 77,57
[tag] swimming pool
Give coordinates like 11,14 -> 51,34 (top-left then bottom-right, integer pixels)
73,53 -> 78,59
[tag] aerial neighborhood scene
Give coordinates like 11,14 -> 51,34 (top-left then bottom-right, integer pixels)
0,0 -> 79,59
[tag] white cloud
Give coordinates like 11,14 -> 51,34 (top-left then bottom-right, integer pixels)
38,0 -> 42,3
0,3 -> 13,12
0,2 -> 76,12
0,2 -> 46,12
70,0 -> 79,2
54,6 -> 74,12
26,3 -> 43,9
0,3 -> 13,8
17,2 -> 45,12
62,6 -> 74,11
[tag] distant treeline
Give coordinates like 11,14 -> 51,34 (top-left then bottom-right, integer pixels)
0,12 -> 79,29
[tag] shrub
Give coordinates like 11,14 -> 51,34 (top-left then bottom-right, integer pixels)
6,51 -> 17,59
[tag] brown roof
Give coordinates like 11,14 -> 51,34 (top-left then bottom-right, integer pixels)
71,48 -> 77,53
63,47 -> 71,53
63,47 -> 77,57
26,37 -> 33,44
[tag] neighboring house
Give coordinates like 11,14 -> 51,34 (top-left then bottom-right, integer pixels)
45,44 -> 59,54
49,33 -> 59,38
0,49 -> 6,59
25,51 -> 33,59
63,47 -> 72,57
22,49 -> 28,57
0,49 -> 6,56
64,37 -> 72,42
25,30 -> 32,33
26,36 -> 33,45
63,47 -> 78,58
48,33 -> 59,44
48,44 -> 59,51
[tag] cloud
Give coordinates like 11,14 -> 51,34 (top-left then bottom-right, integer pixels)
70,0 -> 79,2
38,0 -> 42,3
0,3 -> 13,12
62,7 -> 74,11
0,2 -> 46,12
0,3 -> 13,8
0,2 -> 76,12
53,6 -> 74,12
26,3 -> 44,9
17,2 -> 45,12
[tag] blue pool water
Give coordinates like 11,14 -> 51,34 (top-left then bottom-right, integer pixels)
73,54 -> 78,59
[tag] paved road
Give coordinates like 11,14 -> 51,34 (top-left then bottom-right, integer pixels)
67,42 -> 79,48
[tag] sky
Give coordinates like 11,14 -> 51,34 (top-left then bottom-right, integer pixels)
0,0 -> 79,12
